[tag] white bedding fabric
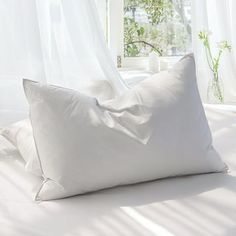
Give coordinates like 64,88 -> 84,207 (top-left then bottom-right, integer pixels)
0,105 -> 236,236
23,55 -> 225,200
0,119 -> 41,176
0,80 -> 118,178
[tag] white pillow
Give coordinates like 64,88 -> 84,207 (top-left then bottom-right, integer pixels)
0,119 -> 42,176
24,54 -> 226,201
0,80 -> 115,177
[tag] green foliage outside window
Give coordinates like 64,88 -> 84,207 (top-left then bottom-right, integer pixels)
124,0 -> 192,57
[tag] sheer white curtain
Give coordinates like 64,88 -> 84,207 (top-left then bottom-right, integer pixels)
0,0 -> 126,124
192,0 -> 236,103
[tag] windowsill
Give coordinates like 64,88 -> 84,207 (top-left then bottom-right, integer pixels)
119,68 -> 153,87
204,103 -> 236,111
118,56 -> 186,87
121,56 -> 181,70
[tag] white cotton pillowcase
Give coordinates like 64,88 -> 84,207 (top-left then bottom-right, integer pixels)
23,54 -> 227,201
0,119 -> 42,176
0,80 -> 115,177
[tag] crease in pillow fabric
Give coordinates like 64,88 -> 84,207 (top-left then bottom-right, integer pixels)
0,80 -> 115,177
23,54 -> 227,201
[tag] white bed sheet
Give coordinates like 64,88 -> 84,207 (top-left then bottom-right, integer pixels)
0,105 -> 236,236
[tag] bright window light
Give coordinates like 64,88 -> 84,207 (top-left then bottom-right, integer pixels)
124,0 -> 192,57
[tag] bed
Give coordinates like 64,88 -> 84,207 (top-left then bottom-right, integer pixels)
0,105 -> 236,236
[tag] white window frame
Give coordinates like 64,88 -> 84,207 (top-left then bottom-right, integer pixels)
96,0 -> 109,39
107,0 -> 124,65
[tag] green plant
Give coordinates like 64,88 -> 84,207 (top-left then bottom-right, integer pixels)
124,0 -> 191,57
198,30 -> 231,103
124,17 -> 163,56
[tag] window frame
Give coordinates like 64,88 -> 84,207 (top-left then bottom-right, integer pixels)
106,0 -> 185,69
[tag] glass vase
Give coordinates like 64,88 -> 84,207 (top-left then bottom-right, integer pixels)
207,73 -> 224,104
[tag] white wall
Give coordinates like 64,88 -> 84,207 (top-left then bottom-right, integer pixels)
95,0 -> 107,37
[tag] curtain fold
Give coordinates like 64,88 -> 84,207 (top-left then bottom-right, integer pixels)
192,0 -> 236,103
0,0 -> 126,125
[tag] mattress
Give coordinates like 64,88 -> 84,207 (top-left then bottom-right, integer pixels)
0,105 -> 236,236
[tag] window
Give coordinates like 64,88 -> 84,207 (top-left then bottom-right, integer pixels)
101,0 -> 192,68
124,0 -> 192,57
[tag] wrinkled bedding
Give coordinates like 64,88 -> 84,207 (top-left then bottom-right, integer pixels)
0,105 -> 236,236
